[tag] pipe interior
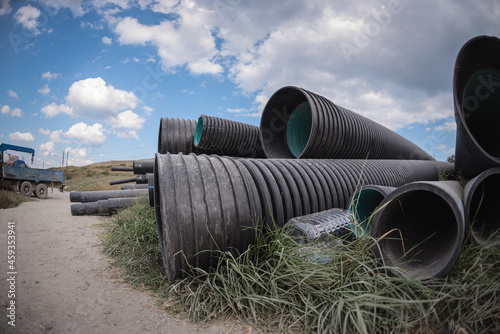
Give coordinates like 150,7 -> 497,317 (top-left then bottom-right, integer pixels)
286,101 -> 313,158
462,69 -> 500,158
193,116 -> 203,147
348,189 -> 385,237
469,174 -> 500,243
376,190 -> 459,277
260,87 -> 308,158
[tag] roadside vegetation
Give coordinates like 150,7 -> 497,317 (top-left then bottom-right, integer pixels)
0,189 -> 31,209
100,199 -> 500,333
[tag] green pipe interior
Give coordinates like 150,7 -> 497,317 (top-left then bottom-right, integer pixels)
194,116 -> 204,146
286,101 -> 313,158
462,69 -> 500,158
348,189 -> 385,237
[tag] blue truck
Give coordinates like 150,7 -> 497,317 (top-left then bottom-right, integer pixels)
1,143 -> 65,199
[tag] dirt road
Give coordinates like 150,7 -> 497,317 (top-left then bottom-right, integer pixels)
0,191 -> 252,333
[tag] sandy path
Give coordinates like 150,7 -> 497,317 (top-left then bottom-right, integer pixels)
0,191 -> 253,334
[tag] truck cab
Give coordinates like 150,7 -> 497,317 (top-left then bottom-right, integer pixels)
7,159 -> 27,168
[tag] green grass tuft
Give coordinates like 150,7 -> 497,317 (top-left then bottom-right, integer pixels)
0,189 -> 31,209
100,200 -> 500,333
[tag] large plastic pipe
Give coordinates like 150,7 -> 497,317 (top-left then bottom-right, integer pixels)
194,115 -> 265,158
260,86 -> 435,160
464,167 -> 500,246
158,117 -> 213,155
69,188 -> 148,203
154,153 -> 262,281
453,35 -> 500,179
370,181 -> 465,279
70,197 -> 140,216
347,185 -> 396,238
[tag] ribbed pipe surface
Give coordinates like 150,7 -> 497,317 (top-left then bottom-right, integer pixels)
260,86 -> 435,160
453,35 -> 500,179
348,185 -> 396,238
239,159 -> 454,229
464,167 -> 500,246
194,115 -> 265,158
158,117 -> 209,155
370,181 -> 465,279
154,153 -> 262,281
69,188 -> 148,203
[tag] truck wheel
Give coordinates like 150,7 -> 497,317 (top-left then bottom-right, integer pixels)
20,181 -> 33,197
35,184 -> 48,199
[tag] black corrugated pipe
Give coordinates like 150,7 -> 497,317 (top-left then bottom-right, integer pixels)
71,197 -> 140,216
453,35 -> 500,179
158,117 -> 213,155
464,167 -> 500,246
347,185 -> 396,238
69,188 -> 148,203
260,86 -> 435,160
154,153 -> 262,281
239,159 -> 454,229
193,115 -> 265,158
370,181 -> 465,279
283,208 -> 354,243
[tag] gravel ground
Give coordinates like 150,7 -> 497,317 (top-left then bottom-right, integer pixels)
0,191 -> 255,334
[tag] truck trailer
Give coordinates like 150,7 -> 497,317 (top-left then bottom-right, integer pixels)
1,143 -> 65,199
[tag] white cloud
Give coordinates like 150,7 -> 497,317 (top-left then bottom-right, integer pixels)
9,131 -> 34,142
39,141 -> 55,156
39,128 -> 51,135
65,122 -> 107,146
14,5 -> 41,36
50,129 -> 70,143
36,0 -> 85,16
102,36 -> 112,45
1,105 -> 22,117
0,0 -> 12,16
64,147 -> 93,166
109,110 -> 145,139
42,72 -> 61,81
142,105 -> 154,116
38,84 -> 50,95
434,121 -> 457,132
41,102 -> 74,118
8,90 -> 19,100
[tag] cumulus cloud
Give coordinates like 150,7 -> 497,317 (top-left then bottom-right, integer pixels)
102,36 -> 112,45
39,141 -> 56,156
1,105 -> 22,117
14,5 -> 41,35
41,102 -> 74,118
39,128 -> 51,135
63,147 -> 93,166
65,122 -> 106,146
36,0 -> 85,16
9,131 -> 34,142
109,110 -> 145,139
38,84 -> 50,95
434,121 -> 457,132
8,90 -> 19,100
42,71 -> 61,80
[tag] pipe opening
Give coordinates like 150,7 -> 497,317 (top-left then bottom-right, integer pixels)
348,189 -> 385,237
194,116 -> 203,147
376,191 -> 459,278
468,174 -> 500,244
286,102 -> 313,158
462,69 -> 500,158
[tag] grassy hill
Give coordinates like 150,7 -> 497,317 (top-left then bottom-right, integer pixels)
58,159 -> 153,192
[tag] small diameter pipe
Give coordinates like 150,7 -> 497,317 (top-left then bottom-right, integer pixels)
453,35 -> 500,178
121,184 -> 148,190
111,166 -> 133,172
370,181 -> 465,279
70,188 -> 148,203
71,197 -> 140,216
347,185 -> 396,238
133,160 -> 154,174
464,167 -> 500,246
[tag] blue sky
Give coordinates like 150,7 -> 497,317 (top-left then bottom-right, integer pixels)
0,0 -> 498,167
